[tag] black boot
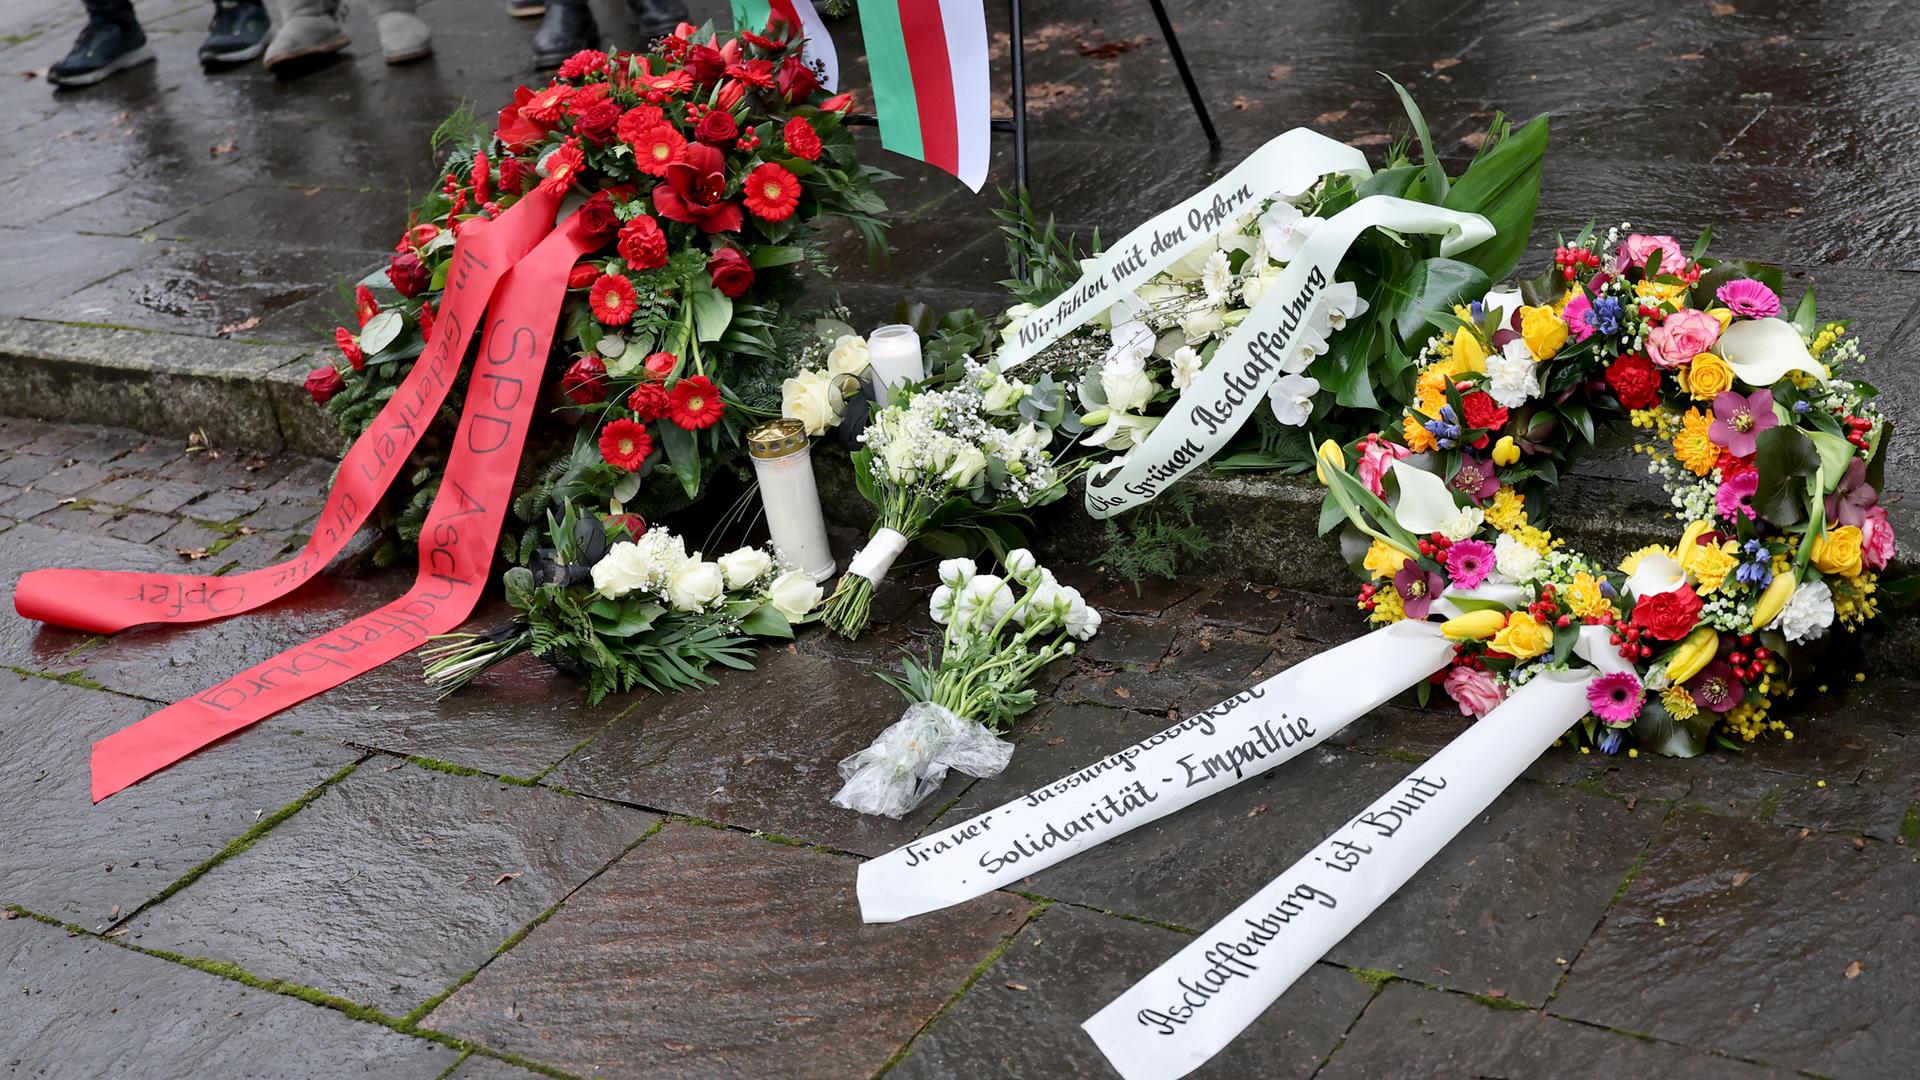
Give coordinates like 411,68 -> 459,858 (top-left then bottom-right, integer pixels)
48,13 -> 154,86
626,0 -> 689,47
532,1 -> 599,69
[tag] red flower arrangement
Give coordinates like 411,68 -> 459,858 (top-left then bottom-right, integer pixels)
668,375 -> 725,430
589,273 -> 638,324
743,163 -> 800,221
600,419 -> 655,470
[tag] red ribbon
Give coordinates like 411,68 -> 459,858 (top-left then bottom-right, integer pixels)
16,196 -> 601,802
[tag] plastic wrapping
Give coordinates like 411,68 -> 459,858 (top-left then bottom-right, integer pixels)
833,702 -> 1014,819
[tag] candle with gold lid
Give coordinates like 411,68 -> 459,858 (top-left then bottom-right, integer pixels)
748,418 -> 836,583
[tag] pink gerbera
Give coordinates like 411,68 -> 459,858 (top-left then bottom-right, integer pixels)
1716,470 -> 1760,522
1587,671 -> 1645,727
1445,540 -> 1495,590
1715,278 -> 1781,319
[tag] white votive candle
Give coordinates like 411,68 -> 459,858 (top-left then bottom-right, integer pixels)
865,324 -> 924,407
748,419 -> 836,583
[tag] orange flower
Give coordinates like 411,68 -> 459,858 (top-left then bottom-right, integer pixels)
1403,413 -> 1438,453
1672,408 -> 1717,476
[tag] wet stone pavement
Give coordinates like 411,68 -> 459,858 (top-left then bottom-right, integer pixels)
2,414 -> 1919,1079
5,0 -> 1920,1076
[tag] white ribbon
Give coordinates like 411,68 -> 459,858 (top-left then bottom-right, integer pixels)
996,129 -> 1371,371
857,620 -> 1454,924
846,526 -> 908,584
1081,669 -> 1599,1080
1081,196 -> 1495,519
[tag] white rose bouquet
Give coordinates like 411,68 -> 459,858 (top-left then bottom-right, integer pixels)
821,361 -> 1077,638
832,550 -> 1102,818
779,324 -> 873,436
422,506 -> 821,703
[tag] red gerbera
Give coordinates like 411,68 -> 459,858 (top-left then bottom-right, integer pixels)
782,116 -> 821,161
599,419 -> 654,471
354,285 -> 379,327
334,326 -> 365,371
627,382 -> 671,420
668,375 -> 725,430
557,49 -> 609,81
589,273 -> 638,325
539,138 -> 586,195
742,162 -> 800,222
518,82 -> 574,124
638,69 -> 694,99
629,124 -> 688,178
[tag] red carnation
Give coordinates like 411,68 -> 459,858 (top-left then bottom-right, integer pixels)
567,262 -> 601,290
776,55 -> 819,102
1606,353 -> 1661,410
629,123 -> 688,179
599,418 -> 654,471
627,382 -> 670,420
519,82 -> 574,124
615,105 -> 667,145
783,115 -> 821,161
576,191 -> 622,239
707,247 -> 755,297
574,100 -> 622,144
742,162 -> 800,222
589,273 -> 638,325
684,43 -> 725,85
388,251 -> 430,297
354,285 -> 379,327
334,326 -> 365,370
561,354 -> 609,404
557,49 -> 609,81
1716,450 -> 1756,479
539,138 -> 587,195
1631,584 -> 1703,641
1460,391 -> 1508,433
668,374 -> 725,430
642,350 -> 678,381
653,143 -> 744,233
605,512 -> 647,540
694,108 -> 739,146
617,215 -> 669,271
306,365 -> 345,405
416,300 -> 435,344
496,86 -> 549,150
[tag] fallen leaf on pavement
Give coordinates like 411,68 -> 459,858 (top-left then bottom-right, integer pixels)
1005,982 -> 1029,992
1845,960 -> 1864,979
1432,57 -> 1460,70
492,872 -> 523,886
1731,869 -> 1752,888
218,316 -> 260,337
177,548 -> 210,560
209,140 -> 238,157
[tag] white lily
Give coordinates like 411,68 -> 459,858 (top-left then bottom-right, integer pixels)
1388,459 -> 1463,536
1625,551 -> 1687,598
1715,317 -> 1830,387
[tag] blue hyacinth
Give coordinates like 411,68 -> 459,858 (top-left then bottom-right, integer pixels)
1587,296 -> 1624,336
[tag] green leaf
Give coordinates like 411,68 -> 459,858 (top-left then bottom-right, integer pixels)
739,603 -> 794,639
749,245 -> 805,269
1390,257 -> 1493,341
1804,428 -> 1855,491
359,310 -> 404,356
1558,401 -> 1595,444
690,285 -> 733,343
611,470 -> 642,504
1550,622 -> 1579,665
1790,285 -> 1819,336
1752,426 -> 1820,527
1440,113 -> 1549,280
1355,164 -> 1424,202
1688,225 -> 1714,262
1383,74 -> 1447,203
657,421 -> 701,499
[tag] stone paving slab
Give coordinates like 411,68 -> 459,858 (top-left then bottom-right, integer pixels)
117,761 -> 657,1017
1,914 -> 457,1080
891,903 -> 1372,1080
426,821 -> 1030,1078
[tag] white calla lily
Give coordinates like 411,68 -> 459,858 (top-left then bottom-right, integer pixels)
1715,317 -> 1829,387
1625,551 -> 1687,599
1388,459 -> 1463,536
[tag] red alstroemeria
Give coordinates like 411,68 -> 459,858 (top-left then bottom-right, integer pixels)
518,82 -> 575,124
354,285 -> 379,327
615,104 -> 668,145
782,115 -> 821,161
629,123 -> 688,178
617,214 -> 669,270
653,143 -> 744,233
627,382 -> 670,420
306,365 -> 345,405
540,138 -> 587,195
561,354 -> 608,404
668,375 -> 725,430
743,162 -> 800,222
335,326 -> 365,371
589,273 -> 638,325
599,418 -> 654,471
496,86 -> 548,150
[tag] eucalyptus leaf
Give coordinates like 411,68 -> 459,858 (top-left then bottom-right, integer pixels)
359,310 -> 404,356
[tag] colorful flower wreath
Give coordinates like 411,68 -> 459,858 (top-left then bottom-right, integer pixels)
1318,225 -> 1892,757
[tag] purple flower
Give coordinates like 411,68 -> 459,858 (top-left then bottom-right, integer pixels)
1824,458 -> 1878,528
1708,389 -> 1778,458
1393,561 -> 1445,621
1716,470 -> 1760,523
1686,659 -> 1745,714
1450,456 -> 1500,506
1446,540 -> 1496,590
1715,278 -> 1781,319
1587,671 -> 1645,727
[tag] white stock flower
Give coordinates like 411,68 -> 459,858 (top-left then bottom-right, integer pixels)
1486,339 -> 1543,409
1003,548 -> 1039,584
826,334 -> 871,378
1267,373 -> 1319,426
956,574 -> 1013,628
766,569 -> 823,620
928,583 -> 957,625
1775,578 -> 1836,643
1064,595 -> 1102,640
782,369 -> 843,436
590,541 -> 651,599
1493,533 -> 1541,582
1169,345 -> 1202,391
1020,582 -> 1071,628
667,559 -> 726,611
717,547 -> 773,590
938,557 -> 978,589
1201,250 -> 1233,306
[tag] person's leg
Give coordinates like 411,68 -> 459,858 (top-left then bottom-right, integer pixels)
625,0 -> 688,45
363,0 -> 431,64
200,0 -> 273,69
50,0 -> 154,86
263,0 -> 349,75
531,0 -> 597,70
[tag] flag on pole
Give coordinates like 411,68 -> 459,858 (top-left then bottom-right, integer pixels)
731,0 -> 840,90
858,0 -> 991,192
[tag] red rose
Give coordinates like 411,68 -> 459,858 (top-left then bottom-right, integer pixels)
684,44 -> 725,85
604,512 -> 647,540
642,350 -> 678,381
334,326 -> 365,370
694,108 -> 738,146
496,86 -> 548,151
576,191 -> 622,239
668,374 -> 725,430
776,55 -> 819,101
599,418 -> 654,471
497,155 -> 526,195
557,49 -> 608,81
1631,584 -> 1703,641
615,105 -> 668,146
388,251 -> 430,297
742,162 -> 800,222
561,354 -> 609,404
1606,353 -> 1661,410
1460,391 -> 1508,433
627,382 -> 671,420
567,262 -> 601,290
589,273 -> 638,325
783,115 -> 821,161
617,214 -> 669,270
574,100 -> 622,144
653,143 -> 744,233
706,247 -> 755,297
305,365 -> 345,404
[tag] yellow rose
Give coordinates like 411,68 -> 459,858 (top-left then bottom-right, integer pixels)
1812,525 -> 1865,578
1364,539 -> 1410,580
1491,611 -> 1554,660
1519,305 -> 1569,360
1450,327 -> 1489,372
1685,352 -> 1733,401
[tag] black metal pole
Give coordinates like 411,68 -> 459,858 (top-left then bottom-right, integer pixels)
1145,0 -> 1221,151
1007,0 -> 1030,196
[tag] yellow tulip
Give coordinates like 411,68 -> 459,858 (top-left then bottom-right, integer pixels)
1750,572 -> 1797,631
1441,608 -> 1508,641
1450,327 -> 1489,372
1314,439 -> 1346,484
1663,625 -> 1720,685
1491,436 -> 1521,467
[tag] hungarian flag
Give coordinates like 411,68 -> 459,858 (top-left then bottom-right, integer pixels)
731,0 -> 840,90
858,0 -> 991,192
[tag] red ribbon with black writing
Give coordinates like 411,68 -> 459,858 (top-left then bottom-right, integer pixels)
17,201 -> 599,802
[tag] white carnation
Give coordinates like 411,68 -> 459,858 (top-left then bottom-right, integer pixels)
1493,533 -> 1541,582
1486,339 -> 1543,409
1774,578 -> 1835,643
